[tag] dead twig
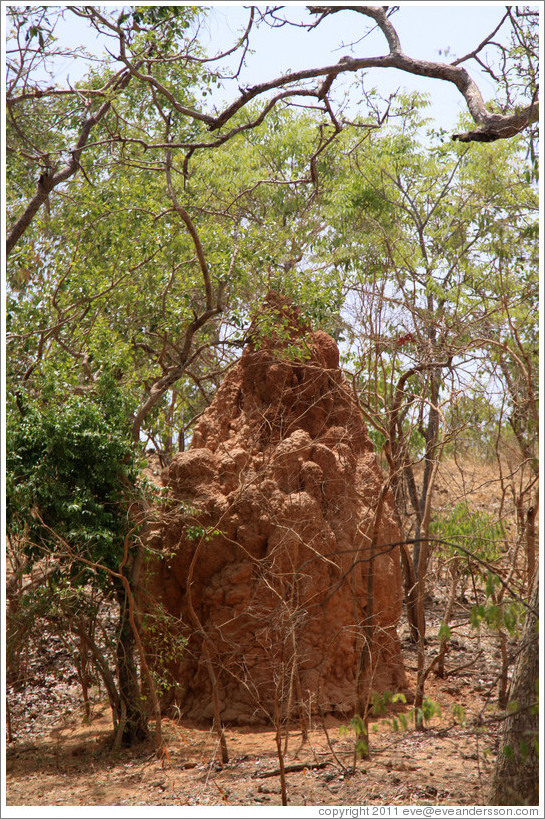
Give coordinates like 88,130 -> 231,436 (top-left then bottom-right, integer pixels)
253,760 -> 329,779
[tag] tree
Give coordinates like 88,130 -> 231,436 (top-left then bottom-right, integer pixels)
6,99 -> 341,460
7,4 -> 538,455
6,5 -> 539,255
5,379 -> 165,746
298,103 -> 538,724
489,577 -> 539,805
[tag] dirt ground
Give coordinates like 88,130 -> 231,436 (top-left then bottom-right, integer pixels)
4,607 -> 504,809
4,457 -> 525,809
4,698 -> 496,808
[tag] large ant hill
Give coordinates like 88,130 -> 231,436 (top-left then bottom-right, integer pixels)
144,292 -> 407,724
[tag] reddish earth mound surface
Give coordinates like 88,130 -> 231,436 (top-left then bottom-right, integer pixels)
144,293 -> 407,723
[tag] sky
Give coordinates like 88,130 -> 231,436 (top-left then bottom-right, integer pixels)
15,2 -> 523,135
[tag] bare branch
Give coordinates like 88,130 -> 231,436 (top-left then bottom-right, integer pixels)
305,6 -> 538,143
451,10 -> 510,67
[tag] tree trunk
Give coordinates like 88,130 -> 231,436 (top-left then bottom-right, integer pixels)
525,499 -> 538,586
488,578 -> 539,806
400,543 -> 422,643
116,585 -> 150,746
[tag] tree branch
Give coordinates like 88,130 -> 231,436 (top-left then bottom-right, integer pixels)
165,150 -> 213,310
6,67 -> 132,256
130,149 -> 224,442
306,6 -> 539,143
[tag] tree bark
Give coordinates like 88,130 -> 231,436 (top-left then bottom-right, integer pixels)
115,584 -> 150,746
488,577 -> 539,806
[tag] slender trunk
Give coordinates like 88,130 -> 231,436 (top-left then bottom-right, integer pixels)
203,642 -> 229,764
413,538 -> 432,729
354,540 -> 375,761
117,536 -> 163,749
400,543 -> 421,642
6,699 -> 13,743
116,585 -> 149,746
497,630 -> 509,710
274,698 -> 289,806
525,500 -> 537,587
75,634 -> 91,721
436,558 -> 460,678
353,482 -> 389,762
413,367 -> 441,644
74,623 -> 121,730
414,633 -> 426,729
489,578 -> 539,806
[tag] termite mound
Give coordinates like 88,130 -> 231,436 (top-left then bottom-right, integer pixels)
144,293 -> 407,724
